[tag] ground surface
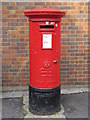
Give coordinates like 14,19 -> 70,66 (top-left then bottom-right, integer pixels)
2,92 -> 88,119
61,92 -> 88,119
2,98 -> 23,118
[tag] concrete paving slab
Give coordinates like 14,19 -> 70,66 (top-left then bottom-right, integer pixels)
61,92 -> 88,119
2,91 -> 28,98
2,98 -> 23,118
61,87 -> 88,94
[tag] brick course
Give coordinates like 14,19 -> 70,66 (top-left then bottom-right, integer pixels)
2,2 -> 89,91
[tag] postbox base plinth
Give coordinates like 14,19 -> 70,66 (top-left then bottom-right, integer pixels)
29,86 -> 61,115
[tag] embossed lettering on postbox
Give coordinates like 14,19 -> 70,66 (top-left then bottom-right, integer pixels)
41,60 -> 52,77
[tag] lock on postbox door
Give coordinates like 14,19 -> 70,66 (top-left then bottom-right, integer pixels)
24,8 -> 65,115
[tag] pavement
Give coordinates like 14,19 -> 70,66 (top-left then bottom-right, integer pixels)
61,92 -> 88,119
2,92 -> 88,119
2,98 -> 23,118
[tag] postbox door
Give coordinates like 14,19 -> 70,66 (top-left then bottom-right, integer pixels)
30,22 -> 60,89
40,31 -> 60,88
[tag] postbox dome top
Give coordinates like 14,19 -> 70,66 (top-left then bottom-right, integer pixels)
24,8 -> 65,19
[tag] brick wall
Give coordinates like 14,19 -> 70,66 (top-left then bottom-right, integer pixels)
2,2 -> 88,91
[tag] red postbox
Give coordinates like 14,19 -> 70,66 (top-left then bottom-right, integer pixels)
24,8 -> 65,115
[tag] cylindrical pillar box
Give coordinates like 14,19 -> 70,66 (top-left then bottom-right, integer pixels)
24,8 -> 65,115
